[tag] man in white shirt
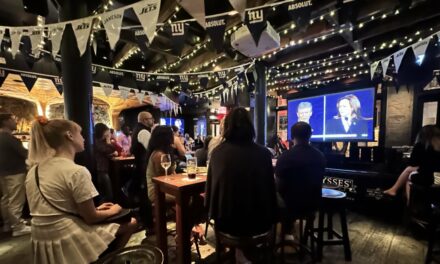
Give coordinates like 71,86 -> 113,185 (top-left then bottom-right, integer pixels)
130,111 -> 154,232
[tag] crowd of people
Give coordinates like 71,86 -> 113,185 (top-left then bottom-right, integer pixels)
1,108 -> 439,263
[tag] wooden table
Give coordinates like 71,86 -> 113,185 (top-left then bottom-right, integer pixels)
109,156 -> 135,204
152,173 -> 207,264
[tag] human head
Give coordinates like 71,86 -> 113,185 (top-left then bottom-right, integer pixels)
416,125 -> 440,151
171,125 -> 179,136
0,113 -> 17,132
290,121 -> 312,145
138,111 -> 154,128
222,107 -> 255,143
28,117 -> 84,165
203,136 -> 213,150
336,94 -> 361,119
94,123 -> 110,141
147,125 -> 174,154
297,102 -> 313,123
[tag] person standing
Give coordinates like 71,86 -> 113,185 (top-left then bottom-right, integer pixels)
130,111 -> 154,231
0,113 -> 31,236
117,124 -> 132,156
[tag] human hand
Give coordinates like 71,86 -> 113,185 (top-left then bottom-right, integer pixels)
113,151 -> 119,157
97,202 -> 114,211
110,204 -> 122,215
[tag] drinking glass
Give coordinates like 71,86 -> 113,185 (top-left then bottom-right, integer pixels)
186,157 -> 197,179
161,154 -> 172,179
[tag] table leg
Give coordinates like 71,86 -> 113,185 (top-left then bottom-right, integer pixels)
176,194 -> 192,264
154,183 -> 168,264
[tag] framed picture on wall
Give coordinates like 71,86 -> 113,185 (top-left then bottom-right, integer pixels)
277,110 -> 288,141
422,101 -> 438,126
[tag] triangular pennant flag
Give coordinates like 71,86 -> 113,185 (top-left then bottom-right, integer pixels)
177,0 -> 206,29
108,69 -> 125,87
10,29 -> 23,59
180,75 -> 189,90
51,76 -> 63,95
101,9 -> 124,50
165,22 -> 187,55
412,37 -> 430,66
393,47 -> 408,73
134,29 -> 150,53
71,18 -> 93,56
20,72 -> 38,92
245,7 -> 267,46
0,27 -> 5,45
92,37 -> 98,55
155,75 -> 170,84
49,23 -> 65,57
285,0 -> 314,28
229,0 -> 246,21
381,57 -> 391,77
133,0 -> 161,44
29,28 -> 43,57
150,94 -> 157,105
119,86 -> 132,100
206,15 -> 228,53
0,69 -> 7,87
216,70 -> 227,84
198,74 -> 209,88
101,83 -> 114,97
135,90 -> 145,103
370,61 -> 380,80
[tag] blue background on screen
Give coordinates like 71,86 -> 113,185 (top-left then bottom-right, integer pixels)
160,117 -> 185,134
287,96 -> 324,140
287,87 -> 375,142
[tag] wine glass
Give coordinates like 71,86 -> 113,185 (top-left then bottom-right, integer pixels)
160,154 -> 172,179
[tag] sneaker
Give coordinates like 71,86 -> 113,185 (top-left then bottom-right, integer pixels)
12,223 -> 31,237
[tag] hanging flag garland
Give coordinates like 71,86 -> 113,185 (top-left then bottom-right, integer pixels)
20,72 -> 38,92
229,0 -> 247,21
165,22 -> 187,55
71,18 -> 93,57
100,9 -> 125,50
245,7 -> 267,46
205,15 -> 228,53
133,0 -> 161,45
412,37 -> 430,65
285,0 -> 313,28
177,0 -> 206,29
48,24 -> 66,57
9,28 -> 23,59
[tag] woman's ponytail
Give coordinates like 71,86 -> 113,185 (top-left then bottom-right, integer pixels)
27,117 -> 55,166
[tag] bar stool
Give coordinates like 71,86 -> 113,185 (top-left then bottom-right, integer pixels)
215,228 -> 275,263
96,245 -> 164,264
315,188 -> 352,261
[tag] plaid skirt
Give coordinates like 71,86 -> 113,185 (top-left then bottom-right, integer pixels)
31,216 -> 119,264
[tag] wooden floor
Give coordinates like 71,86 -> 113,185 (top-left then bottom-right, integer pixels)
0,209 -> 430,264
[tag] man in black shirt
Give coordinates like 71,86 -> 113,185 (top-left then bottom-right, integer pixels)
0,113 -> 30,236
275,122 -> 326,219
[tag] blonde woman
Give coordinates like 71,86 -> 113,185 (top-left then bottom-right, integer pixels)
26,117 -> 137,264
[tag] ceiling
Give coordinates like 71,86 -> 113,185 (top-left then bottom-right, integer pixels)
0,0 -> 440,104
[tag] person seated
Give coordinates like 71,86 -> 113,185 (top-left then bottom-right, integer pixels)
145,126 -> 205,241
206,107 -> 277,236
26,117 -> 137,264
275,122 -> 326,235
384,125 -> 440,198
94,123 -> 118,202
195,136 -> 212,167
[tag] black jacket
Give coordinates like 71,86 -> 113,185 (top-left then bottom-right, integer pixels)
326,118 -> 368,136
0,132 -> 28,177
130,123 -> 150,162
205,141 -> 277,236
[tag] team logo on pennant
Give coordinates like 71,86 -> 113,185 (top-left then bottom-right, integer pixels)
171,23 -> 185,36
135,73 -> 146,82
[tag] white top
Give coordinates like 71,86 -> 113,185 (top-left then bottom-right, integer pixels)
26,157 -> 99,217
138,129 -> 151,150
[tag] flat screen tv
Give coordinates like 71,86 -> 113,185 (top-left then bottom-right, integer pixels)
160,117 -> 185,134
287,87 -> 375,142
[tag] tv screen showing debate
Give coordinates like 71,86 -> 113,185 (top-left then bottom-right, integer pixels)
287,87 -> 375,142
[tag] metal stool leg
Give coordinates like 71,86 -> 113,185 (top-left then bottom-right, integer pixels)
339,209 -> 352,261
317,210 -> 325,261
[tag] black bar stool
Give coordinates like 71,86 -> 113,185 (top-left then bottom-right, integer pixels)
314,188 -> 352,261
95,245 -> 164,264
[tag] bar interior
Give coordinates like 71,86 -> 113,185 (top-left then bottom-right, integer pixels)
0,0 -> 440,263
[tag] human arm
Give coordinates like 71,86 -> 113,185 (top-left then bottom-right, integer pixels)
173,136 -> 186,157
138,129 -> 151,150
77,200 -> 122,224
11,136 -> 28,159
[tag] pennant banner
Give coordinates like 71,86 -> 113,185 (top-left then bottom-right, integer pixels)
108,69 -> 125,86
99,82 -> 114,97
177,0 -> 206,29
393,47 -> 408,73
119,86 -> 132,100
370,61 -> 380,80
381,56 -> 391,77
51,76 -> 63,95
412,37 -> 430,65
198,74 -> 209,88
245,7 -> 267,46
20,72 -> 38,92
101,9 -> 124,50
134,29 -> 150,53
29,29 -> 42,57
216,70 -> 227,84
10,29 -> 23,59
133,0 -> 161,44
206,15 -> 228,53
166,22 -> 187,55
71,18 -> 93,57
285,0 -> 314,27
49,24 -> 65,57
229,0 -> 246,21
135,90 -> 145,103
180,75 -> 189,90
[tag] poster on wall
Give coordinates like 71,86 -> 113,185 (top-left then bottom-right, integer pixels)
422,101 -> 438,127
277,110 -> 288,141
